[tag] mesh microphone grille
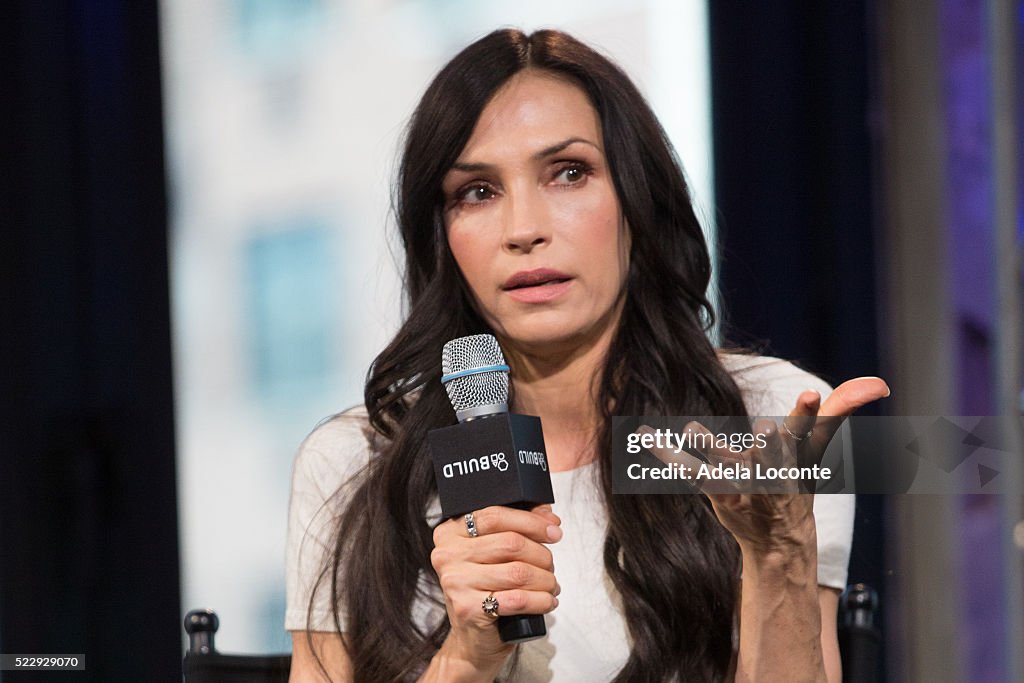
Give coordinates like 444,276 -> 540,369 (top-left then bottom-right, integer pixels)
442,334 -> 509,413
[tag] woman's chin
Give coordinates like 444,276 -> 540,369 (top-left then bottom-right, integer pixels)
489,302 -> 624,356
495,320 -> 609,357
504,332 -> 576,352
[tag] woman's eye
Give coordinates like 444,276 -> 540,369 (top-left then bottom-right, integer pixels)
458,185 -> 495,204
553,163 -> 590,185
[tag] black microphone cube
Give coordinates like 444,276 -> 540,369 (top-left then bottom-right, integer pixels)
428,413 -> 554,519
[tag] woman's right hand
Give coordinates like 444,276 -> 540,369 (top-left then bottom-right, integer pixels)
426,504 -> 562,679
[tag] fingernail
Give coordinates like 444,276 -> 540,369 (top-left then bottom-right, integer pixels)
546,525 -> 563,542
553,597 -> 560,608
857,376 -> 891,397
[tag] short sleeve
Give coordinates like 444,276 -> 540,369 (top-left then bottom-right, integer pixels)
285,409 -> 373,632
723,353 -> 855,590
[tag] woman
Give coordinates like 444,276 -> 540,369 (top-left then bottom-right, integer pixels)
285,28 -> 888,682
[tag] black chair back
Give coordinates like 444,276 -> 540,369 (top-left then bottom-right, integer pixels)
839,584 -> 882,683
183,609 -> 291,682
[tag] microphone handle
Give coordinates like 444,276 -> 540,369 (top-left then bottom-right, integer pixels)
494,501 -> 547,643
498,614 -> 546,643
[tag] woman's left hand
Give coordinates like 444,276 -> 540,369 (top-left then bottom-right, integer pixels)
640,377 -> 889,551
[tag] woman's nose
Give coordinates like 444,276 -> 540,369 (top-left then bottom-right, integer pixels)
502,191 -> 550,253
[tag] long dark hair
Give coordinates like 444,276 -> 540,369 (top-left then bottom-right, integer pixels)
312,28 -> 749,682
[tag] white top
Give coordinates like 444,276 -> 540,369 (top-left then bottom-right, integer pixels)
285,354 -> 855,680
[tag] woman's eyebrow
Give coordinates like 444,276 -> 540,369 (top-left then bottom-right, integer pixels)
532,137 -> 601,160
449,137 -> 601,173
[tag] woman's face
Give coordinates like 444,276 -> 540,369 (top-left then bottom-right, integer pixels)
442,70 -> 630,355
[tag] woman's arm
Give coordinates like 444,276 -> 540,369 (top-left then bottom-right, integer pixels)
729,378 -> 886,681
647,378 -> 885,681
288,630 -> 510,683
735,555 -> 842,683
734,517 -> 825,683
288,630 -> 505,683
819,587 -> 842,683
289,632 -> 353,682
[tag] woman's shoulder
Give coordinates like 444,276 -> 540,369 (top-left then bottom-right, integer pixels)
717,351 -> 833,415
286,406 -> 378,632
291,405 -> 376,497
299,405 -> 374,453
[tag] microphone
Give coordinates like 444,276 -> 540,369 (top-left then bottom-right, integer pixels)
427,334 -> 555,643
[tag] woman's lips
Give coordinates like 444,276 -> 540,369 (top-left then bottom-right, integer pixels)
503,278 -> 573,303
502,268 -> 572,289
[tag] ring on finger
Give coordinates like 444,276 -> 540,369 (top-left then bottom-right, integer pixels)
464,512 -> 479,538
782,420 -> 812,442
482,592 -> 499,617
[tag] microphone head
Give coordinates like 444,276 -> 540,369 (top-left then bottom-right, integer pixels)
441,334 -> 510,421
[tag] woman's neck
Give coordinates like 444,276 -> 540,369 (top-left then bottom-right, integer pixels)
504,331 -> 612,473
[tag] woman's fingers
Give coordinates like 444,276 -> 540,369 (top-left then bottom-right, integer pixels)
750,418 -> 784,468
469,531 -> 555,570
430,507 -> 563,659
437,558 -> 559,603
448,587 -> 559,623
433,519 -> 561,626
431,506 -> 562,648
483,589 -> 560,618
637,423 -> 743,466
435,505 -> 561,544
781,390 -> 820,444
809,377 -> 891,451
468,560 -> 560,595
820,377 -> 890,417
635,423 -> 742,495
473,505 -> 561,541
432,531 -> 555,568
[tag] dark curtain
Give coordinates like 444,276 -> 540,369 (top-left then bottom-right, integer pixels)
0,1 -> 179,679
709,0 -> 886,669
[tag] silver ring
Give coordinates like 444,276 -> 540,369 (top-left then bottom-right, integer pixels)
782,421 -> 812,442
482,592 -> 499,617
464,512 -> 479,538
